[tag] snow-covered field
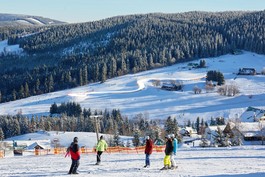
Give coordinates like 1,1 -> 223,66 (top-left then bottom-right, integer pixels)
2,131 -> 265,177
0,51 -> 265,123
1,146 -> 265,177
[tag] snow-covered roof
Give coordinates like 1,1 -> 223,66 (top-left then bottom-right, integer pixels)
240,107 -> 265,122
26,140 -> 51,150
228,122 -> 265,137
206,125 -> 226,132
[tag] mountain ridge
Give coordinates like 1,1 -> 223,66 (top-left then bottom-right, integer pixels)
0,13 -> 66,27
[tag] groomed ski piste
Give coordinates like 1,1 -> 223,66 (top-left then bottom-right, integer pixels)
0,51 -> 265,123
1,131 -> 265,177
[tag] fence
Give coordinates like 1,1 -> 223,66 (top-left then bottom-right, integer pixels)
0,145 -> 166,157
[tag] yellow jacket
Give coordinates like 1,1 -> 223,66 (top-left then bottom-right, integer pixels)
96,139 -> 108,152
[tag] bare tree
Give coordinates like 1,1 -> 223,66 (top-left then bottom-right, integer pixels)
205,80 -> 215,93
217,84 -> 239,96
193,85 -> 202,94
152,80 -> 161,87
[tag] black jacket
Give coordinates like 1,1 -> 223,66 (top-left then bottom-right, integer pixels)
165,139 -> 173,155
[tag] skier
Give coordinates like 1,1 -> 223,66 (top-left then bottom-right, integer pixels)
170,134 -> 178,169
160,135 -> 173,170
95,135 -> 108,165
68,137 -> 80,174
144,136 -> 153,168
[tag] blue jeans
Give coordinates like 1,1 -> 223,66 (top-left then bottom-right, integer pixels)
145,154 -> 150,166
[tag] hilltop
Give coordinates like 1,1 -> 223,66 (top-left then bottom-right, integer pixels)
0,13 -> 65,27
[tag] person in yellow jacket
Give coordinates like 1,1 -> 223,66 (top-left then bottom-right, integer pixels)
95,135 -> 108,165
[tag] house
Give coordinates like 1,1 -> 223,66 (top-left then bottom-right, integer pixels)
240,106 -> 265,122
238,68 -> 256,75
25,140 -> 51,155
26,141 -> 50,150
179,127 -> 197,137
223,122 -> 265,145
161,83 -> 182,91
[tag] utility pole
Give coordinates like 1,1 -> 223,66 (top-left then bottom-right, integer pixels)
90,115 -> 103,142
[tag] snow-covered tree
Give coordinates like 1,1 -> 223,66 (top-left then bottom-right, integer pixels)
113,131 -> 122,146
132,128 -> 141,147
213,127 -> 230,147
0,127 -> 4,141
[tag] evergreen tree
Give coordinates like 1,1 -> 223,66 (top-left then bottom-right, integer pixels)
165,116 -> 179,136
12,89 -> 17,101
82,66 -> 88,85
50,103 -> 58,114
79,68 -> 83,86
24,82 -> 30,97
101,63 -> 107,83
19,85 -> 25,98
132,128 -> 141,147
213,126 -> 228,147
11,119 -> 21,137
113,130 -> 121,146
196,117 -> 200,134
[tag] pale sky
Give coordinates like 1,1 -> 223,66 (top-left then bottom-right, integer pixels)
0,0 -> 264,23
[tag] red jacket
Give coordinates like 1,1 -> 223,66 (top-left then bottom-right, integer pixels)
145,139 -> 153,155
70,143 -> 80,160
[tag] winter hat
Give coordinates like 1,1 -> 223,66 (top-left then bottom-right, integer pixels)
73,137 -> 78,142
145,136 -> 150,140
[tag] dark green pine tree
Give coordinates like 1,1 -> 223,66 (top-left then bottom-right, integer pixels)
48,75 -> 54,92
50,103 -> 58,114
196,117 -> 200,134
101,63 -> 107,83
82,66 -> 88,85
79,68 -> 83,86
217,72 -> 225,85
24,82 -> 30,97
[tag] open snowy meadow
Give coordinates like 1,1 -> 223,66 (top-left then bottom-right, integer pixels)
1,146 -> 265,177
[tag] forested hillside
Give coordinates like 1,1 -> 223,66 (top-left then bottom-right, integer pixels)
0,11 -> 264,103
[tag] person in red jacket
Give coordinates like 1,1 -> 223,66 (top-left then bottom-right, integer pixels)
68,137 -> 80,174
144,136 -> 153,168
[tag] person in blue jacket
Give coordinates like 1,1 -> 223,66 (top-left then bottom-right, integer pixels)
170,134 -> 178,169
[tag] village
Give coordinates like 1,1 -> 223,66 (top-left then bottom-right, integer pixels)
0,105 -> 264,159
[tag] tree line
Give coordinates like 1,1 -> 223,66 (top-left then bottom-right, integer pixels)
0,100 -> 226,148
